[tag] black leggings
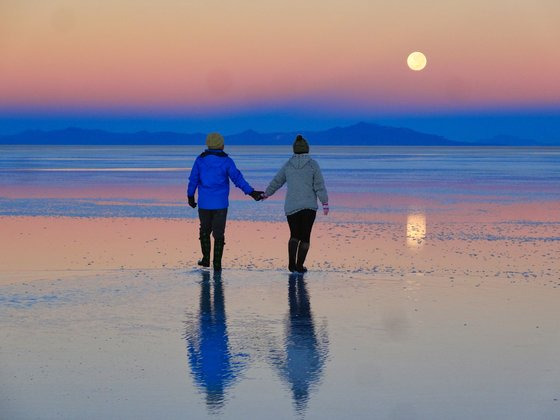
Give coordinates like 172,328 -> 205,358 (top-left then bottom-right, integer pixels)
287,209 -> 316,243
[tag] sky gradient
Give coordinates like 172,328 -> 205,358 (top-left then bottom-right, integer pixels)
1,0 -> 559,139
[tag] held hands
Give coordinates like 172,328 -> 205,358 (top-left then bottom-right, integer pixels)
322,202 -> 329,216
250,190 -> 265,201
188,196 -> 197,208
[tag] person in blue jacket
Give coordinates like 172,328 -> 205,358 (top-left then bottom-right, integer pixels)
187,132 -> 263,270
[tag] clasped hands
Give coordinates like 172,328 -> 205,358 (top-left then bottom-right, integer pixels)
249,190 -> 265,201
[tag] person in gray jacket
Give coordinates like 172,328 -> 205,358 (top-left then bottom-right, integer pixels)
263,135 -> 329,273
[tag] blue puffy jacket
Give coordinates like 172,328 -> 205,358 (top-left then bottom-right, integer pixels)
187,149 -> 254,210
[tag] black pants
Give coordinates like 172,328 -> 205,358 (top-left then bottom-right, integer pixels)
287,209 -> 316,243
198,208 -> 228,240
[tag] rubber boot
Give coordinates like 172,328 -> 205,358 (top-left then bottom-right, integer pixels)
288,237 -> 299,272
213,237 -> 225,271
295,241 -> 310,273
197,234 -> 211,267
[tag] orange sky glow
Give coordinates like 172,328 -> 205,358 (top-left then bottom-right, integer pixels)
1,0 -> 559,113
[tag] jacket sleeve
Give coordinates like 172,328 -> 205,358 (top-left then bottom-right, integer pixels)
187,158 -> 200,197
227,158 -> 254,194
265,164 -> 287,197
312,161 -> 329,204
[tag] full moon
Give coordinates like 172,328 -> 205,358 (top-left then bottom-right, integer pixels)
407,51 -> 427,71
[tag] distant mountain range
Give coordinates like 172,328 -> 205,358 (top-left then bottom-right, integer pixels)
0,122 -> 554,146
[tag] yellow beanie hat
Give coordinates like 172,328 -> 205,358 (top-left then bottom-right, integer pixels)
206,132 -> 224,149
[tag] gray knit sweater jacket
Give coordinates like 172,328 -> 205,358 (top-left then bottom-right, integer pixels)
265,154 -> 328,216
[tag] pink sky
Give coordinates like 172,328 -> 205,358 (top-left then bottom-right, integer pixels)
1,0 -> 560,113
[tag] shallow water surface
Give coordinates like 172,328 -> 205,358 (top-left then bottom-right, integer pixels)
1,146 -> 559,221
1,146 -> 559,418
1,269 -> 559,419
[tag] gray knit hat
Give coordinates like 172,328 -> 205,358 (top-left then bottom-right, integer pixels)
293,134 -> 309,154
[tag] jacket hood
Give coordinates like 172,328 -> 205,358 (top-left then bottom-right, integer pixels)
199,150 -> 229,169
288,154 -> 311,169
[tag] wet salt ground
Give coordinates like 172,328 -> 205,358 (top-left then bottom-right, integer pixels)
1,146 -> 559,418
2,215 -> 559,283
1,269 -> 560,419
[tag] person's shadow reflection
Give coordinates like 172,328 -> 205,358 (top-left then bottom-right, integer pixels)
184,270 -> 244,412
270,273 -> 329,414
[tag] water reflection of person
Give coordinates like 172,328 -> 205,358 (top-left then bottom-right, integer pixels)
270,274 -> 329,414
184,270 -> 243,412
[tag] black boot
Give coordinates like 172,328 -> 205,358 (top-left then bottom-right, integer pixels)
288,237 -> 299,272
295,241 -> 309,273
197,234 -> 211,267
213,237 -> 225,271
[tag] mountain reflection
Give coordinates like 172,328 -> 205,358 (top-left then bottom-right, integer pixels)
270,274 -> 329,414
184,270 -> 244,412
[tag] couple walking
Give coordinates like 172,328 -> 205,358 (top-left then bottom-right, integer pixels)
187,132 -> 329,273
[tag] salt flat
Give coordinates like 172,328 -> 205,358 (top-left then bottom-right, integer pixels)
1,145 -> 559,418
